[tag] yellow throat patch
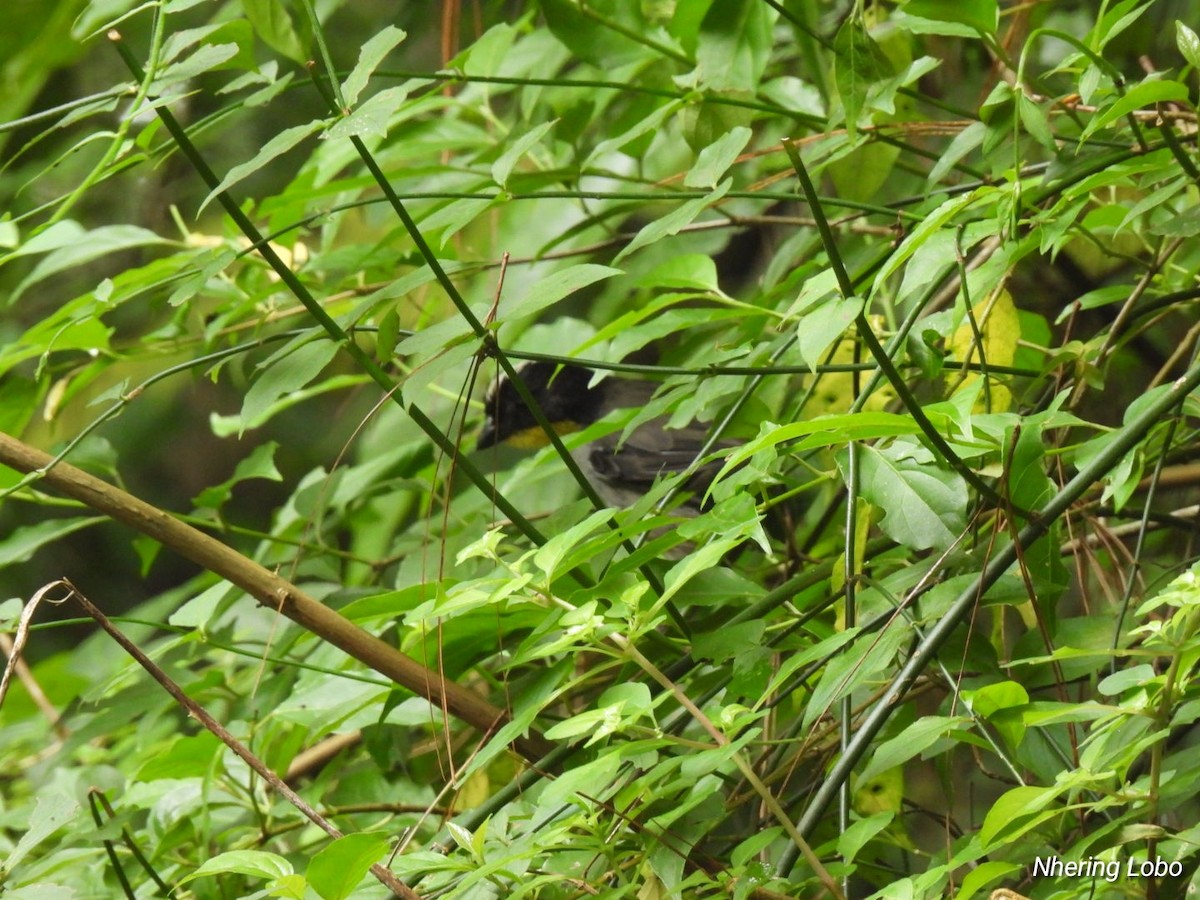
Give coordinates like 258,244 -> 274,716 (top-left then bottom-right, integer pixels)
504,421 -> 581,449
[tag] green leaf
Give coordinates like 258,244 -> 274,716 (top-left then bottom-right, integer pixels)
502,263 -> 622,323
0,374 -> 38,436
841,441 -> 968,552
161,20 -> 254,71
871,191 -> 984,293
859,716 -> 969,783
1097,663 -> 1155,696
325,85 -> 409,139
0,517 -> 105,568
168,247 -> 238,307
457,23 -> 518,76
613,180 -> 730,263
307,833 -> 389,900
660,533 -> 744,605
1150,204 -> 1200,237
1090,0 -> 1152,52
575,298 -> 740,363
533,508 -> 615,577
492,119 -> 557,188
135,732 -> 223,780
149,42 -> 240,93
11,225 -> 173,303
927,120 -> 986,186
865,56 -> 939,118
684,125 -> 751,189
681,91 -> 756,151
1106,182 -> 1173,232
375,306 -> 400,362
540,0 -> 648,66
192,440 -> 282,511
693,620 -> 765,662
717,411 -> 932,482
0,218 -> 20,250
598,681 -> 652,715
584,98 -> 684,168
544,706 -> 619,741
274,675 -> 389,731
956,860 -> 1023,900
731,827 -> 783,868
833,20 -> 885,140
1074,384 -> 1173,512
200,121 -> 323,214
268,873 -> 308,900
243,0 -> 308,63
211,373 -> 365,437
830,139 -> 900,204
1,220 -> 84,265
540,752 -> 623,807
3,793 -> 80,874
1018,94 -> 1056,151
179,850 -> 293,885
966,680 -> 1029,715
240,339 -> 340,435
898,0 -> 998,38
667,0 -> 716,55
979,784 -> 1063,848
1178,21 -> 1200,69
695,0 -> 774,92
342,26 -> 407,107
420,196 -> 495,248
803,622 -> 908,731
1004,423 -> 1054,516
169,581 -> 237,630
1080,78 -> 1190,142
635,254 -> 720,291
444,821 -> 475,856
797,295 -> 865,373
837,812 -> 894,863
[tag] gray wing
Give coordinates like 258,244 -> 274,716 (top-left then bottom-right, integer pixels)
585,419 -> 731,505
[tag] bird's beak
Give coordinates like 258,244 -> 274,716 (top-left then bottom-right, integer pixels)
476,419 -> 498,450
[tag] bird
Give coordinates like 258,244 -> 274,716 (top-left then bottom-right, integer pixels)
476,361 -> 728,514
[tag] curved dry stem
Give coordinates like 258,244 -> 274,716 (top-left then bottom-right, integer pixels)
0,430 -> 554,763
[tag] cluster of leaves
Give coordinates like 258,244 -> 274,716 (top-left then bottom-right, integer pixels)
3,0 -> 1200,898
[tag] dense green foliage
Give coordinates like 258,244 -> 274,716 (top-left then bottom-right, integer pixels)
4,1 -> 1200,898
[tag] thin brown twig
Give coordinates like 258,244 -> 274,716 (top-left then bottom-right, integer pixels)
0,582 -> 71,740
0,430 -> 553,763
59,579 -> 423,900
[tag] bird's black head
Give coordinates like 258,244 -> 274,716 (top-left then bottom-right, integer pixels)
477,362 -> 606,450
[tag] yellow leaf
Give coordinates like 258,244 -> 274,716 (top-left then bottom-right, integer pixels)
455,768 -> 491,811
853,768 -> 916,849
853,767 -> 904,815
832,497 -> 874,629
808,316 -> 897,416
948,286 -> 1020,412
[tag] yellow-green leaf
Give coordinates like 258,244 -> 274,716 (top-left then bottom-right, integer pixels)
948,286 -> 1020,412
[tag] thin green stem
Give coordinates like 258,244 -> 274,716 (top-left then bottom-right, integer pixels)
0,86 -> 131,134
383,68 -> 823,123
304,59 -> 685,631
107,30 -> 551,556
574,5 -> 692,66
781,138 -> 1022,517
50,12 -> 165,225
786,356 -> 1200,857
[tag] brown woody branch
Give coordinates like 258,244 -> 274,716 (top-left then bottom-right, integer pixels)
0,430 -> 553,762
